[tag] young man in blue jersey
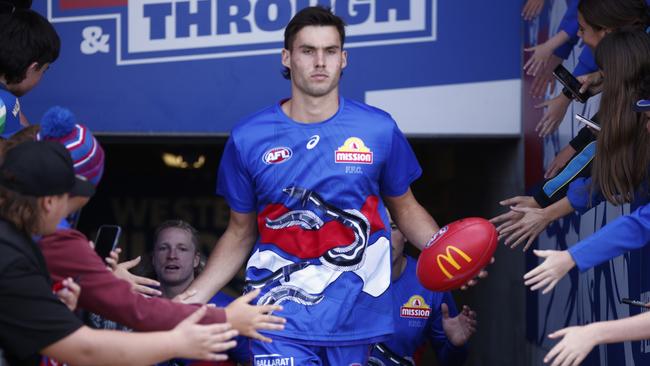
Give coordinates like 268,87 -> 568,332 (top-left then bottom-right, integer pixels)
184,6 -> 489,364
0,5 -> 60,138
368,214 -> 476,366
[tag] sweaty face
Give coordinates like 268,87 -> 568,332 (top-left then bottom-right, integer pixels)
282,25 -> 347,99
577,12 -> 607,50
152,228 -> 199,287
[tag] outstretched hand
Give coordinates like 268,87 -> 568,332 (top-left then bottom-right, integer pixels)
535,94 -> 572,137
173,306 -> 239,362
441,303 -> 477,346
106,248 -> 162,297
544,325 -> 598,366
524,42 -> 554,77
524,250 -> 575,294
522,0 -> 544,20
225,289 -> 286,343
530,55 -> 561,98
499,206 -> 550,251
490,196 -> 539,234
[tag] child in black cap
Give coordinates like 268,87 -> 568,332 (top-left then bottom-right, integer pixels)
0,141 -> 238,366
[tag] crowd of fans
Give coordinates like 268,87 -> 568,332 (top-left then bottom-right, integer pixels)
0,0 -> 648,365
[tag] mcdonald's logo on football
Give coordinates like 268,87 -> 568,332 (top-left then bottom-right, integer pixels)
436,246 -> 473,279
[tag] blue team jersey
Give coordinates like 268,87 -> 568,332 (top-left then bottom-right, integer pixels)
369,256 -> 467,366
0,85 -> 21,138
208,292 -> 251,364
217,96 -> 422,344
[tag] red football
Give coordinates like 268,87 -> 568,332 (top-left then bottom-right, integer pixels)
416,217 -> 497,291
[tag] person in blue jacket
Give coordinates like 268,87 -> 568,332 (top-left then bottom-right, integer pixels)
494,2 -> 650,246
523,51 -> 650,292
525,52 -> 650,366
368,213 -> 476,366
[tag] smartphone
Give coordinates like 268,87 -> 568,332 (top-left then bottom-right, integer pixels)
94,225 -> 121,260
575,114 -> 601,131
553,64 -> 591,103
621,298 -> 650,308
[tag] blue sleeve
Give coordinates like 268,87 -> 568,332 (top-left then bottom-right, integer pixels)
535,140 -> 595,208
428,292 -> 468,366
573,48 -> 598,77
553,0 -> 579,59
569,204 -> 650,272
379,124 -> 422,197
216,135 -> 257,213
567,177 -> 604,214
554,38 -> 578,60
0,92 -> 22,138
558,0 -> 579,37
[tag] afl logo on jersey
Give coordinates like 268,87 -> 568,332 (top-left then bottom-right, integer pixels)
263,147 -> 292,165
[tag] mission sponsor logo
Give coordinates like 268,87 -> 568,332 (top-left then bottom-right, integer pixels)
48,0 -> 436,65
263,147 -> 293,164
335,137 -> 373,164
400,295 -> 431,318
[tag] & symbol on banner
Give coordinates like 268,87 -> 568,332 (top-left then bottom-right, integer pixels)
80,26 -> 110,55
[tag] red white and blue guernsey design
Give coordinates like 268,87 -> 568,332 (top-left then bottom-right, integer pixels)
217,96 -> 422,344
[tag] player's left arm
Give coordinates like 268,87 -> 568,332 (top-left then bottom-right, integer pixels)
384,188 -> 439,251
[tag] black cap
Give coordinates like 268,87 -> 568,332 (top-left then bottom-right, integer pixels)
0,140 -> 95,197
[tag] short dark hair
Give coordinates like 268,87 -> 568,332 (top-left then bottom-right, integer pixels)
0,8 -> 60,85
282,6 -> 346,80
